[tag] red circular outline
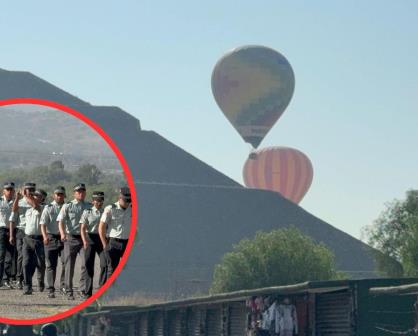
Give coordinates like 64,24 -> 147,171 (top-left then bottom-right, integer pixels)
0,98 -> 138,325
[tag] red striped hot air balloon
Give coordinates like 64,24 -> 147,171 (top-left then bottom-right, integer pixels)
243,147 -> 313,204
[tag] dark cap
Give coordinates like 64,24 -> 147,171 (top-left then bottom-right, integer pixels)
3,182 -> 15,189
119,187 -> 131,202
54,186 -> 66,194
33,189 -> 45,197
38,189 -> 47,198
92,191 -> 105,200
73,183 -> 86,192
24,182 -> 36,189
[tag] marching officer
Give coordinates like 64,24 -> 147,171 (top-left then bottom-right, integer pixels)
80,191 -> 105,298
99,187 -> 132,280
0,182 -> 16,288
40,186 -> 66,298
9,182 -> 37,290
21,189 -> 46,295
58,183 -> 90,300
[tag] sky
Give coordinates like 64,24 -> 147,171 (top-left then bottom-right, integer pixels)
1,1 -> 417,239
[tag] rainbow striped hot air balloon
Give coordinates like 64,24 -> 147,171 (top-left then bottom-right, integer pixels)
243,147 -> 313,204
212,45 -> 295,149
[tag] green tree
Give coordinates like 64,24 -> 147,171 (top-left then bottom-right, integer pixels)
75,164 -> 103,185
210,227 -> 341,294
364,190 -> 418,277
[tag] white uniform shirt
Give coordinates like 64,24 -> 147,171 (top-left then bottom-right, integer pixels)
57,199 -> 90,234
24,206 -> 44,236
100,202 -> 131,240
9,198 -> 31,229
80,206 -> 103,234
0,196 -> 13,228
40,200 -> 63,235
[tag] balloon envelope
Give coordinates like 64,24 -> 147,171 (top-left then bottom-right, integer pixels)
212,45 -> 295,148
243,147 -> 313,204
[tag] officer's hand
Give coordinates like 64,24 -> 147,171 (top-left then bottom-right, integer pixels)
15,191 -> 23,200
43,237 -> 49,245
83,241 -> 89,250
60,234 -> 67,242
9,237 -> 15,246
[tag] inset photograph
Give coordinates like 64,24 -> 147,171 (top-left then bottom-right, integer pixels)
0,102 -> 135,320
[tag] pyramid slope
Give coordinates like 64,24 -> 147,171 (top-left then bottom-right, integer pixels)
112,182 -> 375,296
0,69 -> 376,297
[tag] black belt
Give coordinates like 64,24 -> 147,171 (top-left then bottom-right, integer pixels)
27,235 -> 43,240
0,227 -> 8,231
48,234 -> 60,239
110,238 -> 128,242
68,234 -> 81,238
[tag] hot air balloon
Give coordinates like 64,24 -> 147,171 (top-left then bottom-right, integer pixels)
243,147 -> 313,204
212,45 -> 295,149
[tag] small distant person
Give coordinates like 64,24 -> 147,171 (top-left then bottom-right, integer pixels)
40,323 -> 58,336
99,187 -> 132,280
0,182 -> 16,288
9,182 -> 37,290
21,189 -> 46,295
40,186 -> 66,298
80,191 -> 105,298
58,183 -> 90,300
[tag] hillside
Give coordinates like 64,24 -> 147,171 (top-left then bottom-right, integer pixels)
0,106 -> 120,171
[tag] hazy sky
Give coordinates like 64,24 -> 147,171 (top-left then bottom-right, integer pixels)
1,1 -> 417,239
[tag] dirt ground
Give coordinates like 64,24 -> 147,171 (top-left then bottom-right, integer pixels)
0,256 -> 102,319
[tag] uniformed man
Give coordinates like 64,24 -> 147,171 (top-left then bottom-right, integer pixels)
21,189 -> 46,295
9,182 -> 37,290
40,186 -> 66,299
58,183 -> 90,300
80,191 -> 105,298
99,187 -> 132,280
0,182 -> 16,288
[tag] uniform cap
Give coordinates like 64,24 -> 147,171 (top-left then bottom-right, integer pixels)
120,187 -> 131,200
92,191 -> 105,200
33,189 -> 46,197
24,182 -> 36,189
3,182 -> 15,189
73,183 -> 86,191
54,186 -> 66,194
38,189 -> 47,198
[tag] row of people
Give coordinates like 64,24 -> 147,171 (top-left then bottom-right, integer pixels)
0,181 -> 132,300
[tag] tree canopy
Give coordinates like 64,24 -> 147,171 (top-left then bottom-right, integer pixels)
364,189 -> 418,277
210,227 -> 341,294
0,161 -> 126,204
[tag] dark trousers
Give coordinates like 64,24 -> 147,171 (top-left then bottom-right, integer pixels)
4,229 -> 16,280
105,238 -> 128,280
22,236 -> 45,291
59,249 -> 65,289
16,228 -> 25,282
0,228 -> 14,282
84,234 -> 106,296
44,234 -> 64,293
64,235 -> 83,295
79,249 -> 86,293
